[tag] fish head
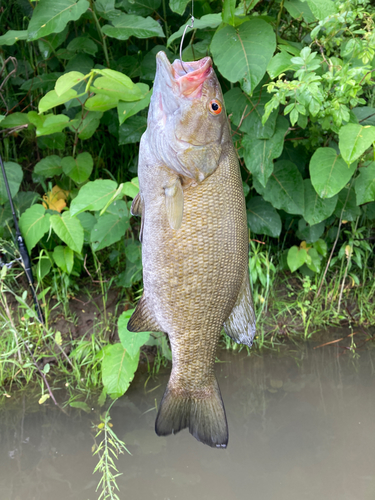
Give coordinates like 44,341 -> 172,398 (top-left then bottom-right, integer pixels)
149,51 -> 228,182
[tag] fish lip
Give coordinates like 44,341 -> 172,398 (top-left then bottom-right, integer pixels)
156,51 -> 212,97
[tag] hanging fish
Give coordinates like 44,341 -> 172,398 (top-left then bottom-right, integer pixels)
128,52 -> 256,448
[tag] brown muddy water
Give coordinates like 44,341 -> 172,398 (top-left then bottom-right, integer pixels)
1,329 -> 375,500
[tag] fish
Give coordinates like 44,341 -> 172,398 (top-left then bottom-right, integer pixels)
128,51 -> 256,448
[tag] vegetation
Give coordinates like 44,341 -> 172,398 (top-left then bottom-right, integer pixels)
0,0 -> 374,405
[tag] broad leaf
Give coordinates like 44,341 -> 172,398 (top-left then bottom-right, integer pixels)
303,179 -> 337,225
120,0 -> 161,16
19,205 -> 51,252
53,245 -> 74,274
351,107 -> 375,127
0,162 -> 23,204
50,210 -> 84,253
355,162 -> 375,205
122,177 -> 139,198
118,309 -> 150,358
102,13 -> 165,41
119,116 -> 147,145
267,50 -> 298,79
296,218 -> 325,244
21,73 -> 63,93
102,343 -> 139,398
305,0 -> 336,20
92,76 -> 143,102
67,36 -> 98,55
339,124 -> 375,164
70,179 -> 118,216
284,0 -> 316,24
72,111 -> 102,140
247,197 -> 281,237
34,155 -> 63,179
334,188 -> 361,221
77,212 -> 97,243
225,86 -> 278,140
242,116 -> 289,186
38,89 -> 78,113
90,213 -> 130,251
62,152 -> 93,183
117,84 -> 152,124
0,30 -> 28,46
55,71 -> 86,96
169,0 -> 190,15
35,114 -> 70,136
38,28 -> 68,59
28,0 -> 90,40
287,246 -> 307,273
0,113 -> 31,129
222,0 -> 236,25
84,94 -> 119,112
211,19 -> 276,94
262,160 -> 304,215
167,14 -> 222,46
310,147 -> 357,198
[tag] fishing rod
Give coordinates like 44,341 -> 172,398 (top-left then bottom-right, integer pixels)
0,154 -> 44,324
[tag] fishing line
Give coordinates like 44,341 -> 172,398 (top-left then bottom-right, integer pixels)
0,154 -> 45,324
179,0 -> 194,73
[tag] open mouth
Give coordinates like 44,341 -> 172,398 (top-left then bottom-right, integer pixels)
156,51 -> 212,97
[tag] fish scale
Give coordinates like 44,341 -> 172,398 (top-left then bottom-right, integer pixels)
128,52 -> 256,447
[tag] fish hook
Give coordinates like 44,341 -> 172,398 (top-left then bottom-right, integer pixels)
179,1 -> 194,74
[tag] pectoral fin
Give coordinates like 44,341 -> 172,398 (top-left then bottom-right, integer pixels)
131,193 -> 142,216
224,270 -> 256,347
130,193 -> 144,242
164,178 -> 184,231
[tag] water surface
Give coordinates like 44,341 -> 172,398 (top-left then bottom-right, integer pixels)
1,330 -> 374,500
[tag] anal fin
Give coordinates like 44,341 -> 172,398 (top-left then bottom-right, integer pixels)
164,178 -> 184,230
127,296 -> 161,333
224,270 -> 256,347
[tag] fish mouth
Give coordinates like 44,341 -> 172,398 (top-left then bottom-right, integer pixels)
156,51 -> 212,98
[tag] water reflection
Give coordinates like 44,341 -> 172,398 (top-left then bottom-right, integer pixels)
1,331 -> 375,500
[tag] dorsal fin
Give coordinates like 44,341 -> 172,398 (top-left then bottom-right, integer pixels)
127,296 -> 161,333
164,178 -> 184,230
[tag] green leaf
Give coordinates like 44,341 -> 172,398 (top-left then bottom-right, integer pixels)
247,196 -> 282,237
225,86 -> 278,140
118,309 -> 150,358
38,132 -> 66,150
35,114 -> 70,136
92,76 -> 143,102
70,179 -> 118,216
334,188 -> 361,221
284,0 -> 316,23
117,84 -> 152,124
19,205 -> 51,253
50,210 -> 84,253
102,343 -> 139,398
102,13 -> 165,41
122,177 -> 139,198
222,0 -> 236,25
125,241 -> 142,263
0,30 -> 28,46
313,238 -> 327,257
339,124 -> 375,165
53,245 -> 74,274
67,36 -> 98,56
21,73 -> 63,93
287,246 -> 307,273
0,112 -> 31,129
77,212 -> 97,243
267,50 -> 298,79
90,213 -> 130,251
120,0 -> 161,16
34,155 -> 63,179
72,111 -> 102,140
310,148 -> 357,199
84,94 -> 119,112
262,160 -> 304,215
169,0 -> 190,15
0,161 -> 23,204
305,247 -> 321,273
351,107 -> 375,127
211,19 -> 276,94
28,0 -> 90,40
38,89 -> 78,113
69,401 -> 91,412
62,152 -> 93,184
305,0 -> 336,20
55,71 -> 86,96
242,116 -> 289,187
303,179 -> 337,225
119,116 -> 147,145
355,162 -> 375,205
296,218 -> 325,244
167,14 -> 222,46
38,28 -> 68,59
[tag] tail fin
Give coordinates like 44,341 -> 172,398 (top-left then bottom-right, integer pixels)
155,378 -> 228,448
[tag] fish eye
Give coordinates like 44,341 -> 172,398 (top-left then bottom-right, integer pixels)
208,99 -> 222,115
